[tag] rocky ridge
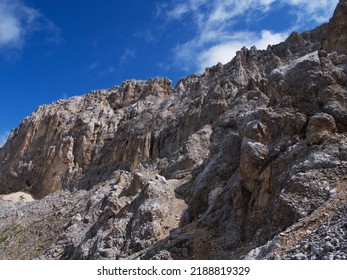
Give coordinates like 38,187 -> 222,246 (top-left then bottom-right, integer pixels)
0,0 -> 346,260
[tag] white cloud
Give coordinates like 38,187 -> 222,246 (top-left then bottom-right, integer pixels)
163,0 -> 282,71
161,0 -> 338,72
0,0 -> 60,51
197,30 -> 288,72
167,3 -> 189,20
0,12 -> 21,46
256,30 -> 288,49
281,0 -> 338,29
0,130 -> 10,147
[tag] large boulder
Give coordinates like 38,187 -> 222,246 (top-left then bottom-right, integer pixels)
306,113 -> 337,145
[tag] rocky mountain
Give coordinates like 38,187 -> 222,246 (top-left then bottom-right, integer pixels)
0,0 -> 346,260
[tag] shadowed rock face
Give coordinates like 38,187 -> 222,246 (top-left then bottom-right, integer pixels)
0,2 -> 347,260
322,0 -> 347,54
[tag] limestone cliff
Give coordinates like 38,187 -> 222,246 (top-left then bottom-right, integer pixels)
0,1 -> 346,260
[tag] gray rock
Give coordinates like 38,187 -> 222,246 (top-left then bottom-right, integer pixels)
323,242 -> 334,253
293,253 -> 308,260
311,243 -> 321,256
0,1 -> 347,260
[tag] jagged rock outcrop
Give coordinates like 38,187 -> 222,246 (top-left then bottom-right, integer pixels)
0,1 -> 346,260
322,0 -> 347,54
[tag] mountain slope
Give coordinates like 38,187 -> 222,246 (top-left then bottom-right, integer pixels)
0,0 -> 346,260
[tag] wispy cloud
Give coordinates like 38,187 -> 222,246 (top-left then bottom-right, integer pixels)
87,60 -> 101,71
134,29 -> 158,44
0,130 -> 10,147
285,0 -> 338,29
166,3 -> 190,20
160,0 -> 338,72
165,0 -> 286,71
120,48 -> 136,65
99,66 -> 115,78
0,0 -> 60,53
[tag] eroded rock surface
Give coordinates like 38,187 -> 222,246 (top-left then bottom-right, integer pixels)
0,1 -> 346,260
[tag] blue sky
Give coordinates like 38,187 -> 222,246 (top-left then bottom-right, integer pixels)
0,0 -> 338,145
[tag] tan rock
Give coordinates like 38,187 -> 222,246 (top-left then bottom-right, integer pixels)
0,192 -> 34,203
306,113 -> 337,145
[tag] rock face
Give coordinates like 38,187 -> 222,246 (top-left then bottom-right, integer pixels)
0,2 -> 347,260
322,0 -> 347,54
306,113 -> 337,145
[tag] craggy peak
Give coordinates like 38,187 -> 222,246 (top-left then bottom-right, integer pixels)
0,1 -> 346,260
